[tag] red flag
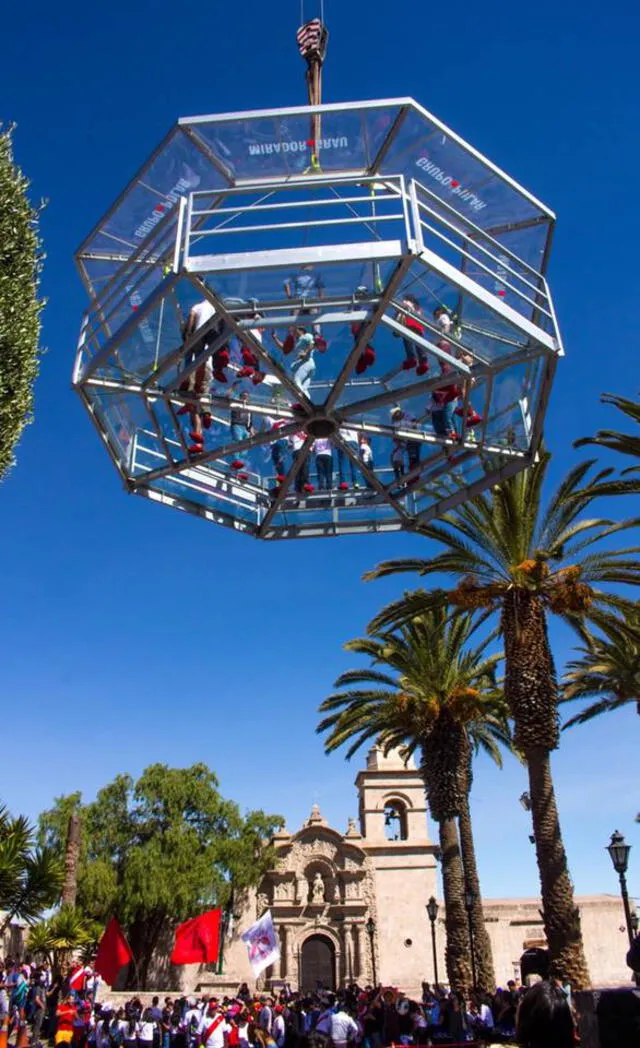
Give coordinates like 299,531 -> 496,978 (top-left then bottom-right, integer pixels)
94,917 -> 133,987
170,909 -> 222,966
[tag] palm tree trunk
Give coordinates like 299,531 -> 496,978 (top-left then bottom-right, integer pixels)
502,592 -> 590,989
61,815 -> 80,907
458,794 -> 496,994
528,747 -> 590,988
439,816 -> 473,993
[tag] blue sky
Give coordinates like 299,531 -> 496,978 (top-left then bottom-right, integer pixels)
1,0 -> 638,918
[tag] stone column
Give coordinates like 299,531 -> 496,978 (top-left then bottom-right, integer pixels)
279,925 -> 287,979
352,924 -> 363,979
339,925 -> 350,984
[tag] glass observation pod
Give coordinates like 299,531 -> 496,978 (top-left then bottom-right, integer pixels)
73,97 -> 563,540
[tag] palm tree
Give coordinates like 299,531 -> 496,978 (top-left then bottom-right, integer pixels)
317,608 -> 510,993
561,611 -> 640,727
27,905 -> 98,979
575,394 -> 640,496
0,805 -> 63,936
363,452 -> 640,989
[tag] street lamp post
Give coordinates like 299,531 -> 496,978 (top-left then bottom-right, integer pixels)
426,897 -> 439,986
607,830 -> 634,948
464,889 -> 478,992
366,916 -> 377,986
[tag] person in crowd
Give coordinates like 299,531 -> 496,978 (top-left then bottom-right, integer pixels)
395,295 -> 428,375
30,972 -> 47,1047
262,415 -> 289,481
230,392 -> 255,446
284,266 -> 326,349
313,438 -> 333,491
289,433 -> 313,495
56,994 -> 79,1047
515,980 -> 575,1048
328,999 -> 359,1048
136,1007 -> 156,1048
337,427 -> 359,490
199,999 -> 231,1048
358,436 -> 374,489
430,361 -> 460,440
178,298 -> 220,453
272,1006 -> 286,1048
257,998 -> 274,1037
123,1008 -> 138,1048
271,328 -> 316,397
391,406 -> 421,480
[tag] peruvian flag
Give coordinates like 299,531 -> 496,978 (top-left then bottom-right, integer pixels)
170,909 -> 222,966
94,918 -> 134,988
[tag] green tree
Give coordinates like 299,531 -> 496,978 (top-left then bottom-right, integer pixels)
38,764 -> 283,988
0,805 -> 63,935
363,453 -> 640,989
575,394 -> 640,495
561,610 -> 640,727
318,608 -> 510,993
0,126 -> 44,480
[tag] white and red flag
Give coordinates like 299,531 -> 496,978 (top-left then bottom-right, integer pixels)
241,910 -> 280,977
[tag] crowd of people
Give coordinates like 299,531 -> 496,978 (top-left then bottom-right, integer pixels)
175,269 -> 483,487
0,959 -> 577,1048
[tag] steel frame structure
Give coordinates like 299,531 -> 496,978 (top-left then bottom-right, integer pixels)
73,97 -> 562,540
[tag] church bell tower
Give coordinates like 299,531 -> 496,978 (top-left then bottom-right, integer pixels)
356,747 -> 439,990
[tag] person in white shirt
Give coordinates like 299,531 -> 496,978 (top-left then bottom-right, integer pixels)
358,435 -> 375,488
198,1001 -> 230,1048
272,1006 -> 286,1048
337,427 -> 359,490
329,1006 -> 359,1048
136,1008 -> 156,1048
178,298 -> 220,453
183,997 -> 202,1048
313,437 -> 333,491
289,432 -> 313,494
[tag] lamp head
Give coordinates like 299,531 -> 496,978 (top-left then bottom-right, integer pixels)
607,830 -> 631,875
426,896 -> 439,922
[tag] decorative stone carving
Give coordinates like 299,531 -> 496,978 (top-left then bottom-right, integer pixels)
312,871 -> 325,903
296,875 -> 309,905
274,881 -> 295,901
256,892 -> 269,915
344,879 -> 360,900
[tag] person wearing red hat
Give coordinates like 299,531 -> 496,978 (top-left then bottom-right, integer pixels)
198,1000 -> 230,1048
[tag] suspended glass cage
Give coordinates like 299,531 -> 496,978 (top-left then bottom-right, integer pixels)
73,94 -> 562,539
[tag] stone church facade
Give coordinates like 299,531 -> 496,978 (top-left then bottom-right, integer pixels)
186,747 -> 633,996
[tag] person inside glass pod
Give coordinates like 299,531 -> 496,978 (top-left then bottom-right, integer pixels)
350,286 -> 376,376
271,324 -> 317,396
176,297 -> 218,454
394,294 -> 429,376
283,264 -> 327,351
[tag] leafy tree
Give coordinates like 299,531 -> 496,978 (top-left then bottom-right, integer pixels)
317,608 -> 510,993
561,610 -> 640,727
0,805 -> 63,935
38,764 -> 283,988
363,453 -> 640,989
0,126 -> 44,480
575,394 -> 640,496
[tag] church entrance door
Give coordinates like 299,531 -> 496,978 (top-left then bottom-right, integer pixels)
300,934 -> 336,991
